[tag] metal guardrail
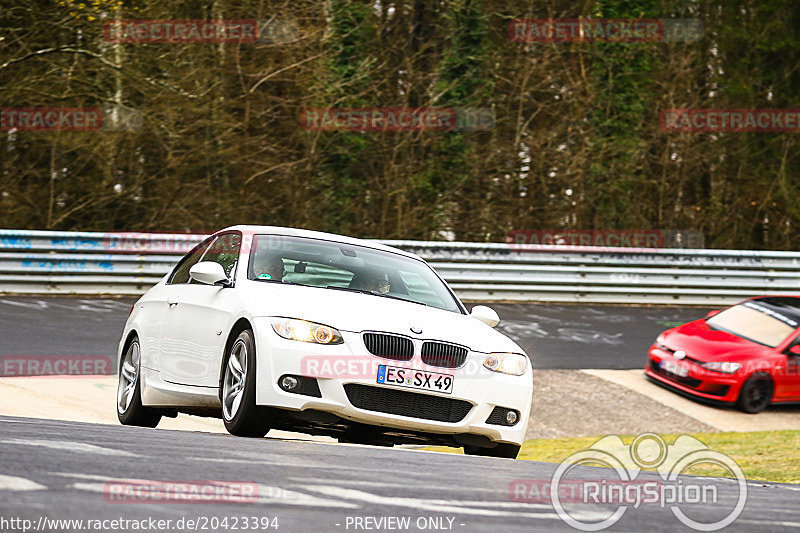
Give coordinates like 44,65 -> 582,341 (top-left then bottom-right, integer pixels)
1,229 -> 799,304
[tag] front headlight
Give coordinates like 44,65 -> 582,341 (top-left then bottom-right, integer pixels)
655,333 -> 671,351
702,361 -> 741,374
270,318 -> 343,345
483,352 -> 528,376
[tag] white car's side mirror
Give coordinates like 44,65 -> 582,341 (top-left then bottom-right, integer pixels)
470,305 -> 500,328
189,261 -> 230,286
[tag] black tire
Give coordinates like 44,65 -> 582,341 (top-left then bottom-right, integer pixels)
117,337 -> 161,428
221,330 -> 271,437
464,443 -> 520,459
736,372 -> 773,414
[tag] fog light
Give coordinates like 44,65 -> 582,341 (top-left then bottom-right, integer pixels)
281,376 -> 298,391
278,374 -> 322,397
486,406 -> 520,426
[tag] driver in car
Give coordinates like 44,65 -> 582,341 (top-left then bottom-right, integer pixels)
254,255 -> 285,282
353,271 -> 390,294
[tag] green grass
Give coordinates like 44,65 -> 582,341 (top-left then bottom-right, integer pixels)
427,430 -> 800,484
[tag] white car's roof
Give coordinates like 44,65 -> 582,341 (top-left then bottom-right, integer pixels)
218,225 -> 423,261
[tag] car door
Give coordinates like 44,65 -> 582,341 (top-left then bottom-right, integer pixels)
780,333 -> 800,399
159,232 -> 242,387
144,237 -> 213,374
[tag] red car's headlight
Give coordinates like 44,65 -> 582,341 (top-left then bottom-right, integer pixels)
654,334 -> 671,351
702,361 -> 741,374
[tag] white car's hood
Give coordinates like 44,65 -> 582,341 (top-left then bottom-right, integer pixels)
244,282 -> 523,354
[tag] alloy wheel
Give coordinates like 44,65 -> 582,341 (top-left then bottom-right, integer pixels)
743,378 -> 771,412
117,341 -> 140,414
222,339 -> 248,420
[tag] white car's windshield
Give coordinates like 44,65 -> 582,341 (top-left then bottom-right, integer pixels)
248,234 -> 462,313
707,299 -> 799,347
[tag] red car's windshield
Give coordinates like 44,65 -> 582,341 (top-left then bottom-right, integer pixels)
707,300 -> 799,348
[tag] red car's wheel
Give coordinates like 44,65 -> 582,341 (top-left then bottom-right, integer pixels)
736,373 -> 773,414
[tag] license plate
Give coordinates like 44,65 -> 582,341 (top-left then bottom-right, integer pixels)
376,365 -> 454,394
660,360 -> 689,377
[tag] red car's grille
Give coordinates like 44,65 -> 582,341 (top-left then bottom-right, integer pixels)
658,345 -> 703,365
650,360 -> 702,388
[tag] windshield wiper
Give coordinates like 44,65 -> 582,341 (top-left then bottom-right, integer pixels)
324,285 -> 433,307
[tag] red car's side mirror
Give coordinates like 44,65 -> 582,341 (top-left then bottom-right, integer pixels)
788,345 -> 800,356
706,310 -> 720,319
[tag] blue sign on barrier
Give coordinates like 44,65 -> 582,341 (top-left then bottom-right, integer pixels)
0,238 -> 32,248
51,238 -> 104,249
22,260 -> 89,271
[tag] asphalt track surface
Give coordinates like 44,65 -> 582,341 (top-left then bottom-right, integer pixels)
1,298 -> 796,532
2,416 -> 798,533
0,297 -> 714,371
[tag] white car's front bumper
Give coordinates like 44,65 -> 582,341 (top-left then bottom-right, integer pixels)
252,318 -> 533,446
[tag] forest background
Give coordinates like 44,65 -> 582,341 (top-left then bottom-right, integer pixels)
2,0 -> 799,250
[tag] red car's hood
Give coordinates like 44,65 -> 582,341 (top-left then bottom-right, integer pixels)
661,319 -> 772,361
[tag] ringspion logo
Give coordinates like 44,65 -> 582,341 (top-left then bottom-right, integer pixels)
545,433 -> 747,531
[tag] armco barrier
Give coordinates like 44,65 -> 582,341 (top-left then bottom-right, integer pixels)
1,229 -> 799,304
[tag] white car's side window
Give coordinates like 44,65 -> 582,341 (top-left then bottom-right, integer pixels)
201,233 -> 242,281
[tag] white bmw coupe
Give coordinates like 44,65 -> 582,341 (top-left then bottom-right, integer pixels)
117,226 -> 533,458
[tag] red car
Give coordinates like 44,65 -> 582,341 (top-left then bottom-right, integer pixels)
646,296 -> 800,413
